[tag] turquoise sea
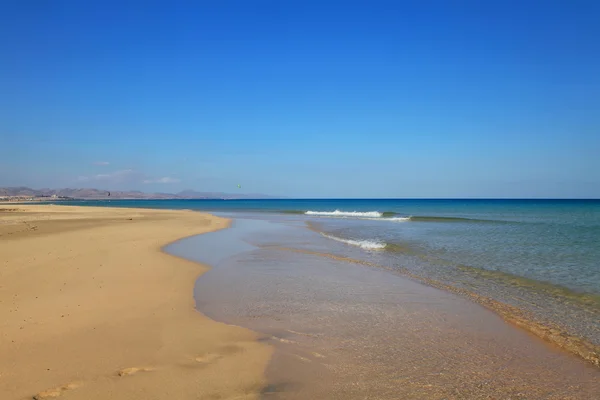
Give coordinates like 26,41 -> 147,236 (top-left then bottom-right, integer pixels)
53,199 -> 600,349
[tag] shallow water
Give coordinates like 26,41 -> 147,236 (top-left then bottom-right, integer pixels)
57,198 -> 600,295
166,217 -> 600,399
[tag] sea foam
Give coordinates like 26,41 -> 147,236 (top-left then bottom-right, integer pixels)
320,233 -> 386,250
305,210 -> 410,222
305,210 -> 383,218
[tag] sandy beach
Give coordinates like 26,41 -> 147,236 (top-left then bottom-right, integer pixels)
0,205 -> 272,400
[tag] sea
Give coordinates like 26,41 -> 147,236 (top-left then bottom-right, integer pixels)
50,198 -> 600,398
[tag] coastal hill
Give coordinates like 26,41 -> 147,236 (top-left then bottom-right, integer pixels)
0,187 -> 279,200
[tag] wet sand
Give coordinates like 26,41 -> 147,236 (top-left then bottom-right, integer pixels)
0,205 -> 271,400
168,217 -> 600,399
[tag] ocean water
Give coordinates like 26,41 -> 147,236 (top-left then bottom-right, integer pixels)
55,199 -> 600,348
165,216 -> 600,398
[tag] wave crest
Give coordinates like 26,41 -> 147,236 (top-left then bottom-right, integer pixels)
305,210 -> 383,218
320,233 -> 386,250
302,210 -> 497,223
304,210 -> 410,222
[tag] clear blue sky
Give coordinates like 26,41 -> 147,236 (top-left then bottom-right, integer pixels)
1,0 -> 599,198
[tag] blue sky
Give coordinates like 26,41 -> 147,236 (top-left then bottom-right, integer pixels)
1,0 -> 599,198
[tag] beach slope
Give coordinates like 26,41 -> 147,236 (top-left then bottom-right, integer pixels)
0,205 -> 271,400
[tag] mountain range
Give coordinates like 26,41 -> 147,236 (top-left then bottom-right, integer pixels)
0,187 -> 279,200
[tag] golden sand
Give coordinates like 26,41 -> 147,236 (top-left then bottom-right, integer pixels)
0,205 -> 272,400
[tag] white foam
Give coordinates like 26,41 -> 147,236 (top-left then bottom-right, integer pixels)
305,210 -> 383,218
321,233 -> 386,250
386,217 -> 411,222
361,216 -> 411,222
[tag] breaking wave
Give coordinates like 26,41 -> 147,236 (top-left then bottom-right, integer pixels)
300,210 -> 499,223
320,233 -> 386,250
306,210 -> 385,218
303,210 -> 410,222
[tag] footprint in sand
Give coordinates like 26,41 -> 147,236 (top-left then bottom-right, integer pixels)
217,344 -> 244,355
33,382 -> 81,399
179,345 -> 245,369
194,353 -> 223,364
117,366 -> 154,377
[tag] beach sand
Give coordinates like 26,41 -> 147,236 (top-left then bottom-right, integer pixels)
0,205 -> 272,400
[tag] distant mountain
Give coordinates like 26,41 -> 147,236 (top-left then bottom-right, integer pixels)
0,187 -> 39,197
0,187 -> 280,200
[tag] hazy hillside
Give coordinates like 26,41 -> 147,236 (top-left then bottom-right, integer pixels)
0,187 -> 279,200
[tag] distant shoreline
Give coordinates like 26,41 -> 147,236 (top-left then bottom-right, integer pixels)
0,186 -> 281,201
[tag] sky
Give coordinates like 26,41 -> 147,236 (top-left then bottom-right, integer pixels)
1,0 -> 599,198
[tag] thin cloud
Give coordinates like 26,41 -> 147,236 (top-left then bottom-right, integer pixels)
77,170 -> 180,185
143,177 -> 181,184
93,161 -> 110,166
77,169 -> 140,183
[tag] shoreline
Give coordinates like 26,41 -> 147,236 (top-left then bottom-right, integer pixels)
0,205 -> 272,399
303,220 -> 600,368
4,202 -> 598,398
171,217 -> 600,398
270,245 -> 600,368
